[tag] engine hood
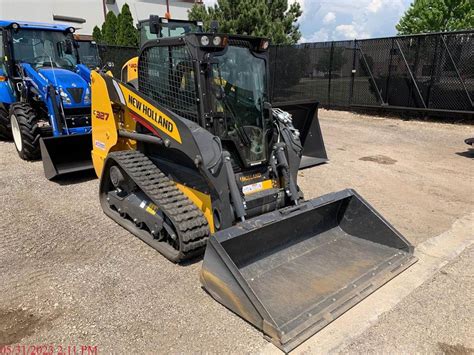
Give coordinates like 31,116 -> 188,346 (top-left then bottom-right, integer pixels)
38,68 -> 90,105
38,68 -> 89,90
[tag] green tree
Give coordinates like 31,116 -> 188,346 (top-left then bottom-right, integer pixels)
117,3 -> 138,46
92,25 -> 102,43
396,0 -> 474,35
102,11 -> 118,45
188,0 -> 302,45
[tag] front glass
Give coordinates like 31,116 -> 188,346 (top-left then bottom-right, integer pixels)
12,29 -> 78,69
140,20 -> 201,44
211,45 -> 268,165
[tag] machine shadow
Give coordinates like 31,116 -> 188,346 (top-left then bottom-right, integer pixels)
455,150 -> 474,158
53,170 -> 97,185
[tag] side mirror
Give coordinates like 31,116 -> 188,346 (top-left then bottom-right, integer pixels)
64,39 -> 73,55
149,15 -> 161,35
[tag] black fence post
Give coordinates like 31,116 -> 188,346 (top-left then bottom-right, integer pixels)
349,40 -> 357,106
328,41 -> 334,109
426,34 -> 439,109
385,38 -> 394,105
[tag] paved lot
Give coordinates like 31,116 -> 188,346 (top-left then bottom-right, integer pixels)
1,110 -> 472,353
340,245 -> 474,354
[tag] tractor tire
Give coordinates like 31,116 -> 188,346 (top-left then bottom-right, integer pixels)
9,103 -> 41,161
0,105 -> 12,140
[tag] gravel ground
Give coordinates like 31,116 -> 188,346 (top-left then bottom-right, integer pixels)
340,245 -> 474,354
1,110 -> 472,353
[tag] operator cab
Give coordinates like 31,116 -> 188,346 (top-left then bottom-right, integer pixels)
138,21 -> 271,170
1,22 -> 81,77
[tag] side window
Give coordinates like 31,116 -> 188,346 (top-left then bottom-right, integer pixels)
139,45 -> 198,122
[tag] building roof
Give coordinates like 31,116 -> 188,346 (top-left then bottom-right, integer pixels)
0,20 -> 72,31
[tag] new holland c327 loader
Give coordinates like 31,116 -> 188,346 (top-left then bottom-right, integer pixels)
91,21 -> 416,352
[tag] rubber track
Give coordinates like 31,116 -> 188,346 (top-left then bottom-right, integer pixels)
110,150 -> 210,255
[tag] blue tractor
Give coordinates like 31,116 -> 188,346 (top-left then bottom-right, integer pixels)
0,20 -> 93,179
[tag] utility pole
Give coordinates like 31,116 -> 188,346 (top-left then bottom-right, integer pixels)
102,0 -> 107,21
165,0 -> 171,19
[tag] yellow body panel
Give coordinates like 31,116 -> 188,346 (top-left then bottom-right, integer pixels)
121,57 -> 138,83
175,183 -> 214,233
91,71 -> 136,177
92,72 -> 210,229
119,84 -> 182,144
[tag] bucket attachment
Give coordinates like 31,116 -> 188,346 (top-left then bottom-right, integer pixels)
40,134 -> 93,180
201,189 -> 416,352
275,101 -> 328,169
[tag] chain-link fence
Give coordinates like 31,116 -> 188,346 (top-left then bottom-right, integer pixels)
270,30 -> 474,118
97,44 -> 138,77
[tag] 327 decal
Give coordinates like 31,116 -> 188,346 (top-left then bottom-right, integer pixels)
93,110 -> 109,121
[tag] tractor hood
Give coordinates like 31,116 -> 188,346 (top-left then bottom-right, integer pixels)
38,68 -> 90,105
38,68 -> 88,89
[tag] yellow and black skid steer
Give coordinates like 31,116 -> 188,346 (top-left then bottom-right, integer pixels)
91,20 -> 416,352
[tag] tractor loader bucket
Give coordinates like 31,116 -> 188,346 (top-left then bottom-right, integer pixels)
276,101 -> 328,169
201,189 -> 416,353
40,134 -> 93,180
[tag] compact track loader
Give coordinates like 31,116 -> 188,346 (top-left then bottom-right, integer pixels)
91,23 -> 416,352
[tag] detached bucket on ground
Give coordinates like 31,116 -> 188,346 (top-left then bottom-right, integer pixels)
201,189 -> 416,352
40,134 -> 93,180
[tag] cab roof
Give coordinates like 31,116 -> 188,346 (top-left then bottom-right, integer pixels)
0,20 -> 72,31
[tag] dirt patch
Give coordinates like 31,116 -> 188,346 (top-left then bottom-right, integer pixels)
359,155 -> 397,165
438,342 -> 474,355
0,309 -> 42,346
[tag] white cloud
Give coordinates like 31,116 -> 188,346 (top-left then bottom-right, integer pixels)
323,12 -> 336,24
367,0 -> 383,13
299,28 -> 330,43
335,24 -> 369,39
335,24 -> 358,39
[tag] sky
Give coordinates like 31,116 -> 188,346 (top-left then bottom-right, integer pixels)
202,0 -> 413,42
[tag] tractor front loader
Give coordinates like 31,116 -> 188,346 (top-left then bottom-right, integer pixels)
91,25 -> 416,352
0,20 -> 93,179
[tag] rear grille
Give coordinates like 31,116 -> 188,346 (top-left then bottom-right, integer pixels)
66,88 -> 84,103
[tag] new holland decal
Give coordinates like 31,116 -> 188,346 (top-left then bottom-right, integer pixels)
120,84 -> 182,144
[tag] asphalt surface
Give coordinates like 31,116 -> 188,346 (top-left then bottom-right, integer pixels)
1,110 -> 472,353
340,245 -> 474,354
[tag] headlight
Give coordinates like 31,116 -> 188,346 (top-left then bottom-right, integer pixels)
59,89 -> 71,104
83,88 -> 91,104
213,36 -> 222,46
200,35 -> 210,46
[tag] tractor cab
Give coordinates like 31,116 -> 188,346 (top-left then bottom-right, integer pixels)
0,20 -> 93,179
76,39 -> 101,69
